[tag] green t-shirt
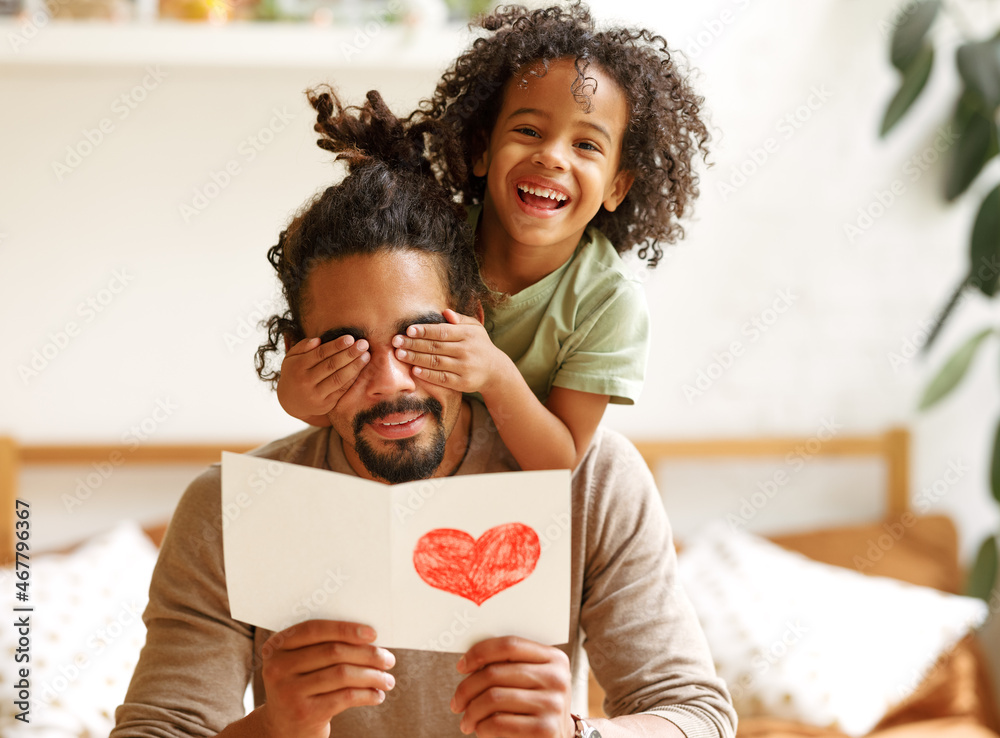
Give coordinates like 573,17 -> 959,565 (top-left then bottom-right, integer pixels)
470,205 -> 650,405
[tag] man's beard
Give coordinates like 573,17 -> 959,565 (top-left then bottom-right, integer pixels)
352,397 -> 447,484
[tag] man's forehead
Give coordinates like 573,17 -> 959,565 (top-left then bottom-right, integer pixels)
303,250 -> 453,339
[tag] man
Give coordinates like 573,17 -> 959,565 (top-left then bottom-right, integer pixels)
112,97 -> 736,738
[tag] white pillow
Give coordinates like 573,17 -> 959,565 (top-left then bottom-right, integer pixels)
677,522 -> 988,736
0,520 -> 159,738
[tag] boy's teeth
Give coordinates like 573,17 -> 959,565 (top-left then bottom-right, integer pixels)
518,184 -> 567,202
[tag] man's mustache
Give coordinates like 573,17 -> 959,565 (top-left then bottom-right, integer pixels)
353,396 -> 444,436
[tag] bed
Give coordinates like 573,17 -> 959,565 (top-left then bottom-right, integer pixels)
0,429 -> 997,738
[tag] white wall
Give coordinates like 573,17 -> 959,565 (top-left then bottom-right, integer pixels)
3,1 -> 998,583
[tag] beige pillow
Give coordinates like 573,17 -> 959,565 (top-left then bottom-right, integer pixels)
677,523 -> 988,736
0,521 -> 158,738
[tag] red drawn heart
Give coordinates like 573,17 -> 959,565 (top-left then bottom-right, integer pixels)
412,523 -> 541,606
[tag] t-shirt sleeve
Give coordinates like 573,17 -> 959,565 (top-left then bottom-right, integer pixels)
550,278 -> 649,405
111,467 -> 255,738
577,431 -> 737,738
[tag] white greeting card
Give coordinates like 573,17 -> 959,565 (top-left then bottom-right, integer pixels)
222,452 -> 571,652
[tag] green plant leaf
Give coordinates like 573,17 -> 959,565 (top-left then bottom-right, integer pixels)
945,111 -> 997,201
969,183 -> 1000,296
891,0 -> 940,71
918,327 -> 993,410
993,422 -> 1000,506
957,39 -> 1000,111
921,277 -> 972,354
881,45 -> 935,136
965,534 -> 999,602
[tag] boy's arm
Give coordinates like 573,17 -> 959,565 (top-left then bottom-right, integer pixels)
482,359 -> 609,470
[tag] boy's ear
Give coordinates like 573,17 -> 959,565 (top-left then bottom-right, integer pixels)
602,169 -> 635,213
472,148 -> 489,178
472,130 -> 491,178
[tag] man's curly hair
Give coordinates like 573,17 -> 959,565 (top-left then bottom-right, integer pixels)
254,87 -> 488,386
413,2 -> 710,267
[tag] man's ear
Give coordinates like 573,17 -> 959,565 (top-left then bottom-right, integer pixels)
283,333 -> 292,352
603,169 -> 635,213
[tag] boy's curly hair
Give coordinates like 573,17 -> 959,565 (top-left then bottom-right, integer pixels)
254,86 -> 488,385
414,2 -> 710,267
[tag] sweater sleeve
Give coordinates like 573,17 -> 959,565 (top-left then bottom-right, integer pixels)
576,430 -> 737,738
111,466 -> 255,738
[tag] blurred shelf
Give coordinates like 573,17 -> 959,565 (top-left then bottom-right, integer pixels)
0,18 -> 471,68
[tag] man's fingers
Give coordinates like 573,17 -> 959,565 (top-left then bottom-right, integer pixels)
296,662 -> 396,699
264,620 -> 378,653
458,636 -> 556,674
465,711 -> 563,738
451,665 -> 550,714
277,640 -> 396,677
307,687 -> 387,719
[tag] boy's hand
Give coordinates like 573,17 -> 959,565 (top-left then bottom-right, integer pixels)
391,309 -> 510,394
450,636 -> 573,738
277,335 -> 370,421
259,620 -> 395,738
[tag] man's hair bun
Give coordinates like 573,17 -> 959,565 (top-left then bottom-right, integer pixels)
308,86 -> 433,177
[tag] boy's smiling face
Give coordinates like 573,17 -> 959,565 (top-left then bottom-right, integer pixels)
473,57 -> 634,258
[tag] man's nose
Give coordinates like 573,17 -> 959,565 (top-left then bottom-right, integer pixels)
363,345 -> 416,396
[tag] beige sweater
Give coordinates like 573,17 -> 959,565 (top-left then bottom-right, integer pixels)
112,401 -> 736,738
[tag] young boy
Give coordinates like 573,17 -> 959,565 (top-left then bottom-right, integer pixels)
277,3 -> 710,471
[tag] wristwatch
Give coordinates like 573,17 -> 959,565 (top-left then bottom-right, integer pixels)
571,713 -> 602,738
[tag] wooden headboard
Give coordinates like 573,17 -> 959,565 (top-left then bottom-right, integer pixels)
0,428 -> 909,565
0,438 -> 258,566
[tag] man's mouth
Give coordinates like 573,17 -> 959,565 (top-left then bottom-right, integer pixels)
517,183 -> 569,210
371,412 -> 426,439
